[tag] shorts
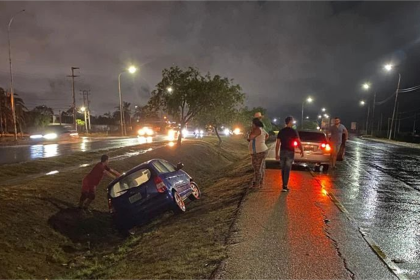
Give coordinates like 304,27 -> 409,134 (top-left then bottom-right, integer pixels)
331,143 -> 341,154
81,178 -> 96,200
80,190 -> 96,200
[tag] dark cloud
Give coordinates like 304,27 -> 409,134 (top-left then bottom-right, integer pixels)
1,1 -> 420,127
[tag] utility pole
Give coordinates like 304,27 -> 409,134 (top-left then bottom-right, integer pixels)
371,91 -> 376,135
67,67 -> 79,132
80,90 -> 91,133
389,73 -> 401,140
393,102 -> 399,139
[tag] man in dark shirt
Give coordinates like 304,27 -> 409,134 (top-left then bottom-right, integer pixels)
79,154 -> 121,210
275,116 -> 304,192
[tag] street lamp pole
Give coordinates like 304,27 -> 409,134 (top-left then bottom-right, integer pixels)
118,66 -> 137,136
301,101 -> 304,129
118,72 -> 125,136
389,73 -> 401,140
8,9 -> 25,141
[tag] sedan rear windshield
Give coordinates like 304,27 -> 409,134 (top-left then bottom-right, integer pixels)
298,131 -> 326,143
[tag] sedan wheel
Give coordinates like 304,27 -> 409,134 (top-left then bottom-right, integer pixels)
173,191 -> 186,213
189,182 -> 201,201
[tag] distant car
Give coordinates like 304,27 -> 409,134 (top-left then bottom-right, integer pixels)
182,127 -> 205,138
294,130 -> 331,171
107,159 -> 201,232
29,125 -> 78,141
135,121 -> 180,141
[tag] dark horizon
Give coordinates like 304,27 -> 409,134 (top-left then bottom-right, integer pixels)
1,1 -> 420,129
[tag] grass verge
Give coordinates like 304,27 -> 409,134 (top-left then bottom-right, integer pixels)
0,137 -> 252,279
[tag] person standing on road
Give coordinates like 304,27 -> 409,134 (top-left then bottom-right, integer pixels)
330,117 -> 349,168
329,117 -> 349,168
78,155 -> 121,211
248,118 -> 269,188
275,116 -> 304,192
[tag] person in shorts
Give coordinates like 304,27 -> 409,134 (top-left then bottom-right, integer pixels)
329,117 -> 348,168
79,155 -> 121,210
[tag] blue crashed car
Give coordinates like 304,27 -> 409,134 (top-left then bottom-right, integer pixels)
107,159 -> 201,231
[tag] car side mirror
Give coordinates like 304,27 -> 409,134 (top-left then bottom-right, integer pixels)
176,162 -> 184,170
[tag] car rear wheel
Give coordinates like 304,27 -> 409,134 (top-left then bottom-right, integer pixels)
173,190 -> 186,213
188,182 -> 201,201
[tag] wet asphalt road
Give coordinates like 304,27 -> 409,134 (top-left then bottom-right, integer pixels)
318,138 -> 420,279
0,136 -> 169,165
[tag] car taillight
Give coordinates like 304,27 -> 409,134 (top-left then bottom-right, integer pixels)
154,176 -> 167,193
293,141 -> 298,147
108,198 -> 114,213
321,143 -> 331,151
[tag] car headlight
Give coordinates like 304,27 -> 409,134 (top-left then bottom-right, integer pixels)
44,133 -> 58,140
224,128 -> 230,136
138,129 -> 145,136
30,134 -> 43,139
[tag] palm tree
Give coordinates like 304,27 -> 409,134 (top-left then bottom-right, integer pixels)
0,88 -> 27,135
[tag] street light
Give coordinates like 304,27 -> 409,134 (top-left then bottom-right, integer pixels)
384,64 -> 393,72
318,115 -> 322,119
360,100 -> 366,106
384,63 -> 401,140
301,96 -> 313,128
167,86 -> 173,93
321,108 -> 326,112
8,9 -> 26,141
362,83 -> 370,90
306,116 -> 309,119
118,65 -> 137,136
273,118 -> 277,123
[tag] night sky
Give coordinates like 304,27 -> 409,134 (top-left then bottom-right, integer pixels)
1,1 -> 420,128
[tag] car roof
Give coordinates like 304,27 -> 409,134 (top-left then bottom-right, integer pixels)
108,159 -> 168,185
298,130 -> 325,134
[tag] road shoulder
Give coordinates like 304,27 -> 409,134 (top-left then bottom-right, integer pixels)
219,169 -> 397,279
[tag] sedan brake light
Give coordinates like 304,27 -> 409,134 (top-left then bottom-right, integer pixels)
154,176 -> 168,193
321,143 -> 331,151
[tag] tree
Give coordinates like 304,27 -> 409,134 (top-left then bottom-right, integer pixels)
0,88 -> 27,134
25,105 -> 54,129
195,74 -> 245,145
302,120 -> 319,130
133,105 -> 160,122
235,106 -> 273,133
148,66 -> 211,145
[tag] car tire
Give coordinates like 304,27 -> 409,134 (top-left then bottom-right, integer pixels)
188,182 -> 201,201
172,190 -> 186,214
322,164 -> 329,172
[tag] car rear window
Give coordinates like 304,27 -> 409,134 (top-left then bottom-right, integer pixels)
110,169 -> 151,198
298,131 -> 327,143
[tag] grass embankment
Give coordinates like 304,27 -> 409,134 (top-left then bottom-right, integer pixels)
0,138 -> 252,279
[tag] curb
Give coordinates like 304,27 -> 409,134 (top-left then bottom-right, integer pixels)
209,181 -> 251,279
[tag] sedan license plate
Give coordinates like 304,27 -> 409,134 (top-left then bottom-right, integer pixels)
129,192 -> 142,204
304,145 -> 315,151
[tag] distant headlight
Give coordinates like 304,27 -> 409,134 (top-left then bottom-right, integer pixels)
30,134 -> 43,139
138,127 -> 154,136
200,130 -> 204,134
44,133 -> 58,140
182,129 -> 189,137
224,128 -> 230,136
233,128 -> 241,135
195,129 -> 199,134
168,129 -> 176,141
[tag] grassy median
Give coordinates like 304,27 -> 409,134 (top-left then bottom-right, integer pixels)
0,137 -> 252,279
